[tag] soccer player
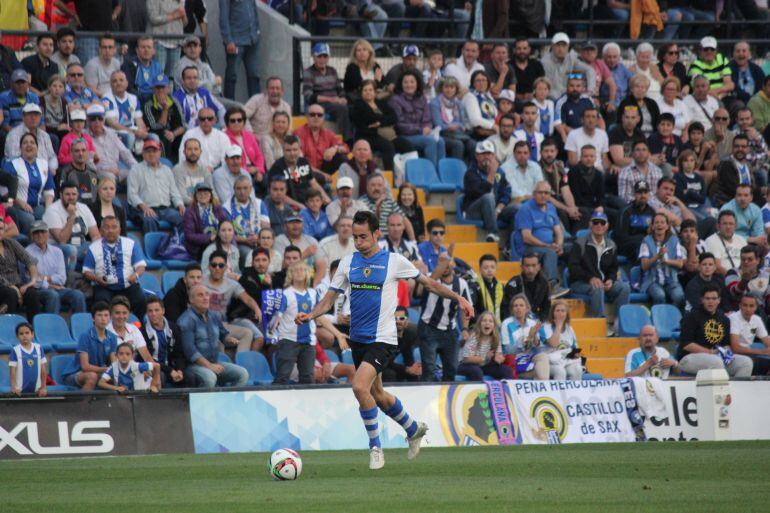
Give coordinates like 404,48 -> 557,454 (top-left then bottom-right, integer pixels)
98,342 -> 160,393
9,323 -> 48,397
296,211 -> 474,470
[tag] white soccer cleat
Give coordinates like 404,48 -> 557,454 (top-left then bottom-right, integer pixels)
369,446 -> 385,470
406,422 -> 428,461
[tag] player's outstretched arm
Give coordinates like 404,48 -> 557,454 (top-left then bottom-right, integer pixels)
296,289 -> 340,325
416,274 -> 475,319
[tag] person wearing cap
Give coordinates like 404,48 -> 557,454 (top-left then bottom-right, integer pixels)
120,36 -> 165,104
84,33 -> 120,98
445,41 -> 485,92
142,74 -> 186,160
462,140 -> 511,243
326,176 -> 371,228
294,103 -> 349,178
147,0 -> 185,78
302,43 -> 352,140
274,215 -> 321,273
567,209 -> 629,325
688,37 -> 734,101
220,0 -> 260,99
616,180 -> 656,261
174,35 -> 220,94
243,76 -> 292,137
87,103 -> 137,181
173,137 -> 217,206
63,63 -> 97,110
182,181 -> 228,260
173,66 -> 226,129
541,32 -> 595,101
127,138 -> 185,233
213,144 -> 255,206
59,139 -> 99,203
3,102 -> 58,176
579,41 -> 617,115
178,107 -> 231,173
25,219 -> 87,314
20,33 -> 60,96
102,70 -> 148,153
0,215 -> 41,317
0,70 -> 43,135
384,45 -> 420,90
485,43 -> 516,99
57,109 -> 98,167
42,180 -> 101,271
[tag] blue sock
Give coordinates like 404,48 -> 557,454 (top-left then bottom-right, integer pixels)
360,406 -> 381,448
384,398 -> 417,438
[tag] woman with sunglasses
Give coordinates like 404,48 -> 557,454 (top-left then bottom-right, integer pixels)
656,43 -> 689,97
224,106 -> 265,184
639,212 -> 686,308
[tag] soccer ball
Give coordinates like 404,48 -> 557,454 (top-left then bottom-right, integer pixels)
268,448 -> 303,480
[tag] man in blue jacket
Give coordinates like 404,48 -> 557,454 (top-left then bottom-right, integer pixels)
461,140 -> 512,243
219,0 -> 261,99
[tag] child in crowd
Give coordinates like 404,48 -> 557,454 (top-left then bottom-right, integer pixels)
422,49 -> 445,101
301,189 -> 334,240
675,149 -> 711,219
682,122 -> 718,186
531,77 -> 560,139
396,183 -> 425,242
98,342 -> 160,393
648,113 -> 683,177
42,75 -> 70,143
495,89 -> 516,125
9,323 -> 48,397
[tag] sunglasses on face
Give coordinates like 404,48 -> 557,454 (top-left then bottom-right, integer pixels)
69,73 -> 83,77
308,112 -> 324,117
592,220 -> 607,226
567,73 -> 584,80
209,262 -> 226,269
199,116 -> 215,122
229,118 -> 244,123
431,230 -> 445,236
395,316 -> 408,321
714,116 -> 729,121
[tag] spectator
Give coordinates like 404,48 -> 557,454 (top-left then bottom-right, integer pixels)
485,43 -> 516,99
656,77 -> 690,137
618,74 -> 660,138
383,45 -> 420,90
679,218 -> 708,285
579,41 -> 616,115
567,145 -> 607,231
657,43 -> 690,97
539,138 -> 576,224
244,76 -> 292,137
639,212 -> 686,308
43,181 -> 100,271
263,178 -> 296,235
485,112 -> 516,164
729,41 -> 764,106
416,254 -> 470,382
720,184 -> 766,250
343,39 -> 384,101
0,201 -> 20,239
461,70 -> 498,141
648,113 -> 683,177
164,263 -> 203,322
41,75 -> 70,143
143,75 -> 186,160
237,247 -> 279,316
629,43 -> 663,100
724,244 -> 769,313
713,135 -> 757,208
147,0 -> 185,77
431,76 -> 474,160
60,302 -> 118,390
214,145 -> 256,206
173,66 -> 225,129
687,37 -> 734,102
57,110 -> 98,168
201,220 -> 243,280
555,71 -> 596,134
469,254 -> 505,323
268,135 -> 330,208
683,122 -> 719,184
219,0 -> 261,99
729,294 -> 770,376
173,138 -> 215,206
63,63 -> 97,110
178,284 -> 249,387
260,111 -> 291,171
98,342 -> 159,392
86,104 -> 136,181
224,106 -> 265,183
513,103 -> 545,162
747,75 -> 770,134
121,36 -> 164,103
295,103 -> 349,179
127,138 -> 185,232
361,173 -> 411,237
500,295 -> 549,379
512,181 -> 564,283
83,33 -> 119,98
8,323 -> 48,396
173,35 -> 219,93
0,217 -> 40,316
444,41 -> 485,91
302,43 -> 350,140
618,140 -> 663,203
648,177 -> 696,230
102,70 -> 148,153
319,215 -> 356,264
82,216 -> 147,318
3,132 -> 55,235
178,109 -> 230,174
511,37 -> 545,102
608,105 -> 645,171
601,42 -> 634,109
735,108 -> 769,183
50,27 -> 79,78
21,33 -> 59,96
350,79 -> 401,171
1,69 -> 42,136
417,219 -> 450,273
542,33 -> 596,101
382,305 -> 422,383
674,149 -> 710,220
301,189 -> 333,241
336,139 -> 384,200
275,216 -> 321,269
89,176 -> 127,236
225,175 -> 270,259
379,212 -> 425,272
457,310 -> 512,381
683,75 -> 720,132
567,211 -> 629,323
624,325 -> 678,378
705,108 -> 735,160
271,244 -> 303,289
326,176 -> 370,228
396,183 -> 425,242
4,103 -> 58,176
616,180 -> 655,261
422,49 -> 445,101
565,107 -> 610,170
107,296 -> 155,365
390,69 -> 446,168
183,182 -> 228,260
684,252 -> 723,312
704,210 -> 746,276
540,300 -> 582,380
501,141 -> 544,215
677,283 -> 752,378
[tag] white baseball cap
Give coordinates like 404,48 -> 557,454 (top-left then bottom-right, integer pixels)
70,109 -> 86,121
700,36 -> 718,49
22,103 -> 42,114
475,140 -> 495,154
336,176 -> 354,189
552,32 -> 570,46
225,145 -> 243,158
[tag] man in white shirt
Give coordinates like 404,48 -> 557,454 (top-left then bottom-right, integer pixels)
444,41 -> 485,91
42,181 -> 100,272
683,75 -> 721,132
319,215 -> 355,265
325,177 -> 370,228
565,106 -> 609,170
243,76 -> 292,136
213,145 -> 254,205
178,107 -> 231,172
729,294 -> 770,375
486,112 -> 516,164
84,34 -> 121,97
624,325 -> 677,378
500,141 -> 544,209
705,210 -> 747,275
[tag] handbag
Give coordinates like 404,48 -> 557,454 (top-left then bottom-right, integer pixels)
157,227 -> 192,261
377,126 -> 397,141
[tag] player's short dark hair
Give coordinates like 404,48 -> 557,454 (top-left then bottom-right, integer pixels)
252,247 -> 270,260
698,252 -> 715,263
99,32 -> 115,44
741,244 -> 761,260
396,305 -> 408,314
353,210 -> 380,234
209,250 -> 228,263
284,245 -> 302,257
718,210 -> 736,222
181,66 -> 198,79
92,301 -> 110,316
146,296 -> 163,308
521,101 -> 537,112
15,322 -> 33,336
541,138 -> 558,150
680,219 -> 697,232
514,140 -> 530,152
37,33 -> 55,46
100,215 -> 118,228
185,263 -> 202,275
499,113 -> 516,125
657,177 -> 675,188
582,105 -> 598,116
658,113 -> 675,125
426,218 -> 445,232
305,189 -> 322,201
700,283 -> 721,297
110,295 -> 131,311
633,139 -> 649,150
479,254 -> 497,266
688,122 -> 705,134
283,134 -> 300,146
56,27 -> 76,40
734,133 -> 750,146
116,342 -> 134,353
59,181 -> 79,194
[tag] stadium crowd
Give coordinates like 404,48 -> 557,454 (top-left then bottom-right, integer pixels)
3,0 -> 770,396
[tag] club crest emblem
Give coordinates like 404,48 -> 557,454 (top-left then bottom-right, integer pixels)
363,267 -> 372,278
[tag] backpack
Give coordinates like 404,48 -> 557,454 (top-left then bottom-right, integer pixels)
157,227 -> 192,261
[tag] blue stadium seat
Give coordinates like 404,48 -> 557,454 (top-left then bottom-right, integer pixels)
162,270 -> 185,294
217,352 -> 232,363
626,266 -> 649,303
324,349 -> 340,363
455,194 -> 484,227
407,307 -> 420,324
582,372 -> 604,380
127,233 -> 161,270
49,354 -> 78,389
128,313 -> 141,325
0,314 -> 27,346
70,312 -> 93,340
574,229 -> 590,239
651,304 -> 682,340
405,158 -> 455,192
0,342 -> 12,355
144,232 -> 193,270
341,349 -> 354,365
618,304 -> 651,337
235,351 -> 274,385
34,314 -> 76,353
438,158 -> 466,190
0,360 -> 9,393
138,273 -> 163,299
562,268 -> 590,301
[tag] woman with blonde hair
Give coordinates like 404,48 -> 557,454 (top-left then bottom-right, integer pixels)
656,76 -> 690,138
89,175 -> 127,236
618,73 -> 661,137
630,42 -> 663,99
260,111 -> 291,170
639,211 -> 685,308
457,311 -> 513,381
344,39 -> 384,101
500,295 -> 549,380
541,300 -> 583,380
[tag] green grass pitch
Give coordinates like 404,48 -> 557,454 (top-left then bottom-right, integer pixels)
2,442 -> 770,513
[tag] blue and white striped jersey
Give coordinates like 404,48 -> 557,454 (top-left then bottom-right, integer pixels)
276,287 -> 319,344
331,250 -> 421,346
9,343 -> 46,393
82,236 -> 146,291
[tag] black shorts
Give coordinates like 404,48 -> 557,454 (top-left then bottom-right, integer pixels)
350,341 -> 398,374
